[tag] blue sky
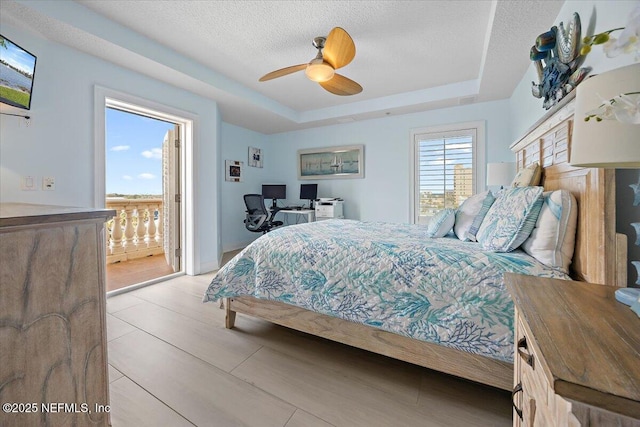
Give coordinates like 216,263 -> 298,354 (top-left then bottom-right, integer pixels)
1,37 -> 36,75
106,108 -> 174,195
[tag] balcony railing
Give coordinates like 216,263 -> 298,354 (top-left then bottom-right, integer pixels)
106,198 -> 164,264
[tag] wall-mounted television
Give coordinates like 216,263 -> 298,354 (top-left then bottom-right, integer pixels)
0,35 -> 37,110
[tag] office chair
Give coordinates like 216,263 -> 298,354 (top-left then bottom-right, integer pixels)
243,194 -> 283,234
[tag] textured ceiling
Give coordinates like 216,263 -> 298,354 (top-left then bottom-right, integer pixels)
1,0 -> 565,133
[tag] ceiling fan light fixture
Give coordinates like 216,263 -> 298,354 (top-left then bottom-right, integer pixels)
305,59 -> 335,82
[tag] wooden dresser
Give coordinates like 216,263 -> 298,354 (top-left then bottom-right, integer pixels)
506,273 -> 640,426
0,203 -> 115,427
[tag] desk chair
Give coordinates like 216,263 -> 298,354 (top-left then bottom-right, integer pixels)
243,194 -> 283,234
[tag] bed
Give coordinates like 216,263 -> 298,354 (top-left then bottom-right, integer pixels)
204,94 -> 627,391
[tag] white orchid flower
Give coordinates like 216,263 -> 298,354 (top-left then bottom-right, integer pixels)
585,92 -> 640,124
603,5 -> 640,59
613,93 -> 640,124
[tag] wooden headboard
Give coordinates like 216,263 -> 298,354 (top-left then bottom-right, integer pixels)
510,93 -> 627,287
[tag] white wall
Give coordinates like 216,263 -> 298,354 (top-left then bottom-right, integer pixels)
0,22 -> 222,273
220,122 -> 274,251
263,100 -> 512,225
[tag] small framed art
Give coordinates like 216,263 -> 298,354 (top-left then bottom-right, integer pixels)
248,147 -> 263,168
225,160 -> 244,182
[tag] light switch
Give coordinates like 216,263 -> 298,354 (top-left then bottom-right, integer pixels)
21,176 -> 37,191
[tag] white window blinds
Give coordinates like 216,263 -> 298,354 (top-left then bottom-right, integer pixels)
413,127 -> 478,224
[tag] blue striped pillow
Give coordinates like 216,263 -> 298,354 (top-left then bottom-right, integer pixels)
476,187 -> 544,252
466,191 -> 496,242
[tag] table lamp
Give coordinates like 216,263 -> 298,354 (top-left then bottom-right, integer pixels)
571,63 -> 640,167
570,63 -> 640,314
486,162 -> 516,190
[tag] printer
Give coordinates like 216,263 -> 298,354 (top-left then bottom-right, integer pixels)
315,198 -> 344,221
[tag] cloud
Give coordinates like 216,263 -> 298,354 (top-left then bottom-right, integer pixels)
141,148 -> 162,159
428,158 -> 455,166
122,175 -> 132,180
138,173 -> 156,180
111,145 -> 130,151
445,142 -> 472,150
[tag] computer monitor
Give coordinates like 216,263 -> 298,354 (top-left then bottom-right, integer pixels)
300,183 -> 318,208
262,184 -> 286,209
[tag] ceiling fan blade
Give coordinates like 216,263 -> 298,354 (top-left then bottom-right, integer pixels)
319,73 -> 362,96
323,27 -> 356,70
259,64 -> 307,82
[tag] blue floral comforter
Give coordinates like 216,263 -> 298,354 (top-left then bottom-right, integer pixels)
203,219 -> 568,362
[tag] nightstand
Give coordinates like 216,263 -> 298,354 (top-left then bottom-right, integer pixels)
505,273 -> 640,426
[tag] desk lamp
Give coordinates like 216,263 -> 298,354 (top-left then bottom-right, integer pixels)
570,63 -> 640,314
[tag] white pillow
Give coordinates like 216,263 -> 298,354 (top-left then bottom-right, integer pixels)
426,209 -> 456,238
476,186 -> 544,252
454,191 -> 493,241
521,190 -> 577,273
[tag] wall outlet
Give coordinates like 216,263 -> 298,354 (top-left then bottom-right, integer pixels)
42,176 -> 55,191
21,176 -> 37,191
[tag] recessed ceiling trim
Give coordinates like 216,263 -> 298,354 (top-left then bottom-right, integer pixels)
3,0 -> 566,134
299,79 -> 479,123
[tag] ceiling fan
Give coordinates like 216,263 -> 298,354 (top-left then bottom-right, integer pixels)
259,27 -> 363,96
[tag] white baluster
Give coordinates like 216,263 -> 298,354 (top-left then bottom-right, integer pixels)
135,207 -> 146,251
123,206 -> 136,253
146,204 -> 158,248
111,208 -> 125,255
157,204 -> 164,248
106,218 -> 112,255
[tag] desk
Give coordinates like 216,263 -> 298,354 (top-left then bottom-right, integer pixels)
276,209 -> 315,224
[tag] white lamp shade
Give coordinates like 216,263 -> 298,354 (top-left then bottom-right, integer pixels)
486,162 -> 516,187
570,63 -> 640,168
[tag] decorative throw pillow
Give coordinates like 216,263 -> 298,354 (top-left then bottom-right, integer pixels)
426,208 -> 456,238
476,186 -> 544,252
522,190 -> 577,273
454,191 -> 488,241
511,163 -> 541,187
466,191 -> 496,242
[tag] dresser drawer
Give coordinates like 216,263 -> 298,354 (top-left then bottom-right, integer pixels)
514,318 -> 579,427
508,274 -> 640,427
514,317 -> 547,426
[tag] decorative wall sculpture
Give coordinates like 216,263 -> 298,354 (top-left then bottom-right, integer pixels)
530,12 -> 591,110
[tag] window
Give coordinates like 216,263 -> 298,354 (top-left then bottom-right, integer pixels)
410,122 -> 485,224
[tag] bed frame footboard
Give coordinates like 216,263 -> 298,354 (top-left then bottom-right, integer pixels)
225,296 -> 513,390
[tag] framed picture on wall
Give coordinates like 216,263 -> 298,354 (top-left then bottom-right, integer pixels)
225,160 -> 244,182
298,144 -> 364,180
248,146 -> 263,168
